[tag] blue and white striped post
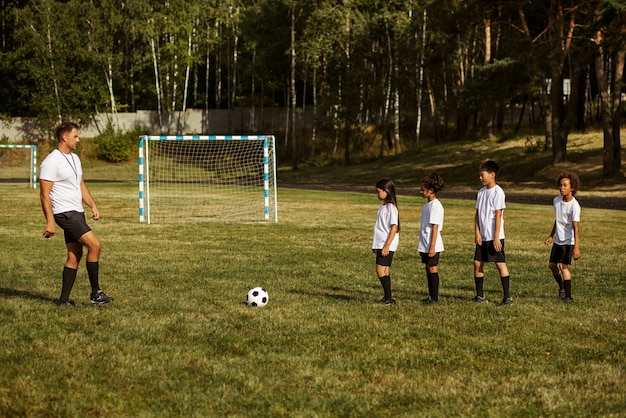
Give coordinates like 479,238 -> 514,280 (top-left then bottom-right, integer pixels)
0,144 -> 37,189
138,135 -> 277,223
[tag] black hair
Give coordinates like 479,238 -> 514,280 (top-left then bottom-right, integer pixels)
479,160 -> 500,175
376,178 -> 400,232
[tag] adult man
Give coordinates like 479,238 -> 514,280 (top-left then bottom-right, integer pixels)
40,122 -> 113,306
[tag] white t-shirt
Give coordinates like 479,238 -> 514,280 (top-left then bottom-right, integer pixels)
40,149 -> 84,215
372,203 -> 399,251
417,198 -> 444,253
552,196 -> 581,245
475,184 -> 506,242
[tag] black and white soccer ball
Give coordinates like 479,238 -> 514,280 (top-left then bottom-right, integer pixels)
246,287 -> 269,307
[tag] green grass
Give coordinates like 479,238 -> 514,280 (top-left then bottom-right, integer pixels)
1,180 -> 625,416
1,131 -> 625,416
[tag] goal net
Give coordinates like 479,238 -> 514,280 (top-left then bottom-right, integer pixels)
0,144 -> 37,189
139,135 -> 278,224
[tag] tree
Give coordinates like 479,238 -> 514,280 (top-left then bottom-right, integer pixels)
593,0 -> 624,177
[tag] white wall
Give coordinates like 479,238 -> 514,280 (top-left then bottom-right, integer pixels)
0,107 -> 313,142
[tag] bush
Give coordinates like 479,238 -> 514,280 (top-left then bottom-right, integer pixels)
96,124 -> 138,163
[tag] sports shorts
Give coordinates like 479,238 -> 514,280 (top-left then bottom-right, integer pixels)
54,211 -> 92,244
474,240 -> 506,263
375,249 -> 395,267
420,252 -> 440,266
550,244 -> 574,265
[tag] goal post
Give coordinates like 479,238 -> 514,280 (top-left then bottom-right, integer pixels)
0,144 -> 37,189
138,135 -> 278,224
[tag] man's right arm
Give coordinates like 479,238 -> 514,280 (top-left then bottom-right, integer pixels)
40,180 -> 56,238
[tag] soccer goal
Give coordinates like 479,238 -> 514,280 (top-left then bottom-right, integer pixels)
0,144 -> 37,189
138,135 -> 278,224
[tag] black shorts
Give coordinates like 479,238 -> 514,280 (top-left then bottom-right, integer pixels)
375,250 -> 395,267
550,244 -> 574,265
420,252 -> 440,267
474,240 -> 506,263
54,211 -> 92,244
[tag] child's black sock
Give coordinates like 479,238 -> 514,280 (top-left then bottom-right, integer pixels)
426,272 -> 433,298
564,280 -> 572,299
86,261 -> 100,296
60,267 -> 77,302
474,276 -> 484,297
379,275 -> 392,300
553,274 -> 564,290
501,276 -> 510,300
431,272 -> 440,301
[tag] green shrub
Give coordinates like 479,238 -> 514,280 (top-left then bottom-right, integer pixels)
96,124 -> 138,162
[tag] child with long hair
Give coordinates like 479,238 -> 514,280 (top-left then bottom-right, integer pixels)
372,178 -> 400,306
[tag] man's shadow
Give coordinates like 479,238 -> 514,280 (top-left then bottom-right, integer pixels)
0,287 -> 56,303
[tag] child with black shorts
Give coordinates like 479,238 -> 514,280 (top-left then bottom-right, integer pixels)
473,160 -> 512,306
544,172 -> 581,302
417,173 -> 445,304
372,178 -> 400,306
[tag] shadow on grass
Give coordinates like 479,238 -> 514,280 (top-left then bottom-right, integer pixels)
0,287 -> 56,303
288,286 -> 368,302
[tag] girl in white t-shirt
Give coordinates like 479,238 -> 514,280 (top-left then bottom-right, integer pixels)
544,172 -> 581,303
417,173 -> 445,305
371,178 -> 400,306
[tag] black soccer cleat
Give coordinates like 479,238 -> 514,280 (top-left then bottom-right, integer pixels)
90,290 -> 113,305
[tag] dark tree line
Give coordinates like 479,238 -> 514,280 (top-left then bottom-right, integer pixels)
0,0 -> 624,175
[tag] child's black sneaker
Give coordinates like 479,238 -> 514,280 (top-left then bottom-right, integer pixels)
499,297 -> 513,306
380,298 -> 396,306
558,289 -> 566,300
473,295 -> 488,304
562,297 -> 574,303
55,299 -> 76,307
422,297 -> 439,305
90,290 -> 113,305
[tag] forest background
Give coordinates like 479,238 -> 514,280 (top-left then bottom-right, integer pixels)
0,0 -> 624,176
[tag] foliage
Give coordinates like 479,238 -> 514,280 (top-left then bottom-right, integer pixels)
95,124 -> 139,163
0,0 -> 623,170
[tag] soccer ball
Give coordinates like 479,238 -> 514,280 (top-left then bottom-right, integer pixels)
246,287 -> 269,307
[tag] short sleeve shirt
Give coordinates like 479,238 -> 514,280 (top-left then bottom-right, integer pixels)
417,198 -> 444,253
552,196 -> 581,245
372,203 -> 399,251
475,185 -> 506,242
40,149 -> 84,215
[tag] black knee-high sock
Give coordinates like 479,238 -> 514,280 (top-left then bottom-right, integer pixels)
431,272 -> 440,301
379,275 -> 392,300
564,280 -> 572,299
426,272 -> 433,298
553,274 -> 564,290
60,267 -> 77,302
474,276 -> 484,297
501,276 -> 510,299
86,261 -> 100,295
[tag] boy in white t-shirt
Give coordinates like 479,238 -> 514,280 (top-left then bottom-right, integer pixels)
417,173 -> 445,305
473,160 -> 512,306
544,172 -> 581,303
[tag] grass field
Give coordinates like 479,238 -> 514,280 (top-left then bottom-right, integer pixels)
1,132 -> 625,416
1,181 -> 625,417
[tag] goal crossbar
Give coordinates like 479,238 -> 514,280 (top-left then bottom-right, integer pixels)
0,144 -> 37,189
138,135 -> 278,224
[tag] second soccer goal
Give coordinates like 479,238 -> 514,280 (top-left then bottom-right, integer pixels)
139,135 -> 277,224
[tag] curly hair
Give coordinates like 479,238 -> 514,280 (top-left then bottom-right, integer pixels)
420,172 -> 445,193
557,172 -> 580,196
